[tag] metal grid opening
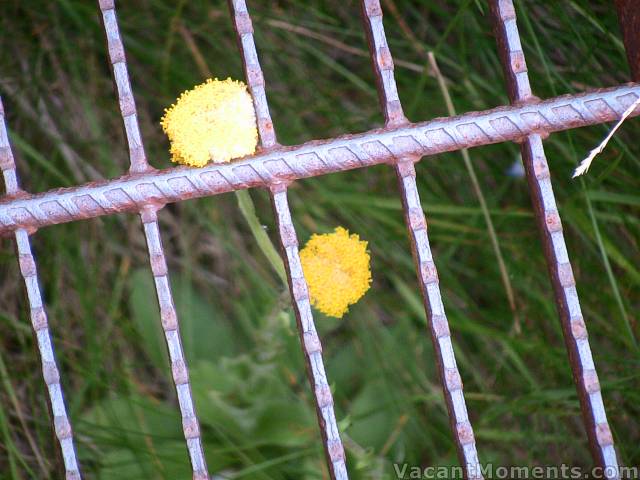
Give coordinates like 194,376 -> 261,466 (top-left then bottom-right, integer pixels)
0,1 -> 637,479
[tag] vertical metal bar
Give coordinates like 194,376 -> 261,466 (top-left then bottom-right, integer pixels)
0,97 -> 82,479
359,1 -> 482,477
227,1 -> 348,478
227,0 -> 277,149
359,0 -> 407,128
139,206 -> 209,479
270,186 -> 349,479
97,2 -> 209,478
614,0 -> 640,81
490,1 -> 618,477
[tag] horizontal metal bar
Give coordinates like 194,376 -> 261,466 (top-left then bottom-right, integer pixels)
0,83 -> 638,235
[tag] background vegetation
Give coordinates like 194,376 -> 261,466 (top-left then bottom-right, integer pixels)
0,0 -> 638,478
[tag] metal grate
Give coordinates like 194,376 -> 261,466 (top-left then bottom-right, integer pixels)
0,1 -> 637,479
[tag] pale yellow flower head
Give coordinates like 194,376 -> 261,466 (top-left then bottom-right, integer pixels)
300,227 -> 372,318
161,78 -> 258,167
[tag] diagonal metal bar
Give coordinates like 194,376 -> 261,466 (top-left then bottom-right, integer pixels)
614,0 -> 640,82
98,2 -> 209,477
98,0 -> 148,175
1,97 -> 82,479
360,1 -> 482,477
490,1 -> 619,477
270,186 -> 349,479
0,83 -> 637,236
227,1 -> 348,477
227,0 -> 278,149
360,0 -> 407,128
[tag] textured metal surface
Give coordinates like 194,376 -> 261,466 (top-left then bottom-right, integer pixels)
360,0 -> 406,127
98,0 -> 148,174
615,0 -> 640,81
139,207 -> 209,479
228,1 -> 348,478
490,1 -> 619,477
270,187 -> 349,479
98,1 -> 210,478
228,0 -> 277,149
0,97 -> 82,479
360,1 -> 482,477
2,2 -> 639,477
0,83 -> 638,237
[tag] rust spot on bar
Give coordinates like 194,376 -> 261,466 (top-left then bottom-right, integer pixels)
292,277 -> 310,301
363,0 -> 383,17
150,253 -> 168,276
420,261 -> 439,284
18,254 -> 36,276
545,211 -> 562,233
510,51 -> 527,73
596,423 -> 614,446
432,315 -> 451,339
98,0 -> 115,10
315,384 -> 334,408
445,369 -> 463,391
583,370 -> 601,394
31,307 -> 48,331
43,362 -> 60,385
558,263 -> 575,287
183,417 -> 201,439
0,147 -> 14,170
160,308 -> 178,331
327,440 -> 346,462
172,360 -> 189,386
54,416 -> 73,440
456,421 -> 476,445
571,317 -> 588,340
109,44 -> 126,64
235,11 -> 254,35
303,331 -> 323,354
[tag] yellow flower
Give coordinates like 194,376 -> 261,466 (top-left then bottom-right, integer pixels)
300,227 -> 372,318
161,78 -> 258,167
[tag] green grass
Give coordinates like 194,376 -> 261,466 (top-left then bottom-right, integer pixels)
0,0 -> 639,478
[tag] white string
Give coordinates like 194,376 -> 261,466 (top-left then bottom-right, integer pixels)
573,95 -> 640,178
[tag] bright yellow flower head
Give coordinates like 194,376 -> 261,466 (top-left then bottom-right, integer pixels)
300,227 -> 372,318
161,78 -> 258,167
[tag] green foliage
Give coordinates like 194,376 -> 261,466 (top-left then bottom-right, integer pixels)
0,0 -> 639,478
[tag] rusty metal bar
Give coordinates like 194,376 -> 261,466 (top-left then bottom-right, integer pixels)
490,1 -> 619,477
98,2 -> 210,477
227,0 -> 277,149
269,186 -> 348,479
227,1 -> 348,477
360,1 -> 482,477
615,0 -> 640,81
0,83 -> 638,236
1,97 -> 82,479
98,0 -> 148,174
360,0 -> 407,128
